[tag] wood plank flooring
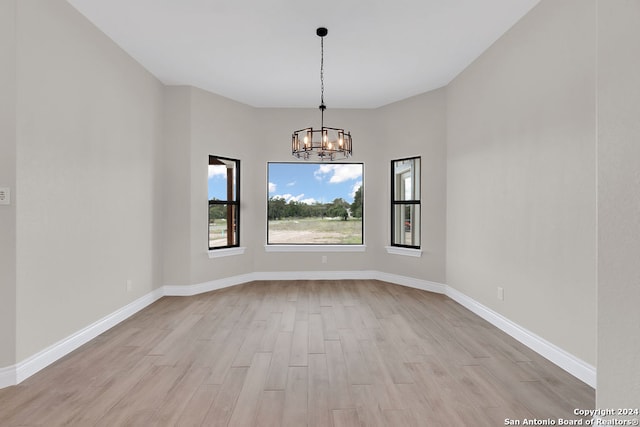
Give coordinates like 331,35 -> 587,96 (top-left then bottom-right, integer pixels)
0,280 -> 594,426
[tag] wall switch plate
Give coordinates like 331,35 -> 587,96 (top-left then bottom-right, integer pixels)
497,286 -> 504,301
0,187 -> 10,205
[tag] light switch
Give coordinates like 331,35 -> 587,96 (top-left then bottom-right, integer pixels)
0,187 -> 10,205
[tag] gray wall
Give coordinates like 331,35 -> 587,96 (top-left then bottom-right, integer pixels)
162,87 -> 192,286
14,0 -> 164,360
0,0 -> 17,369
375,90 -> 447,283
597,0 -> 640,410
160,87 -> 447,285
446,0 -> 597,365
161,85 -> 264,287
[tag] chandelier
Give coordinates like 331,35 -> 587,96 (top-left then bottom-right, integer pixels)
292,27 -> 352,161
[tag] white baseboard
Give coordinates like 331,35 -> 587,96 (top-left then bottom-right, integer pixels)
163,271 -> 445,295
164,273 -> 257,296
371,271 -> 447,294
0,271 -> 596,390
0,364 -> 16,389
256,270 -> 371,281
445,286 -> 596,388
0,288 -> 164,389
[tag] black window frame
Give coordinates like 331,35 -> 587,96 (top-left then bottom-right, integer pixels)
266,162 -> 364,246
391,156 -> 421,249
208,155 -> 240,250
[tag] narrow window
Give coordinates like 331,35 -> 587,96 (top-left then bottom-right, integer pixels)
208,156 -> 240,250
391,157 -> 420,248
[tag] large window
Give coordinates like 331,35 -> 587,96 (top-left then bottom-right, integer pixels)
391,157 -> 420,248
267,163 -> 363,245
208,156 -> 240,250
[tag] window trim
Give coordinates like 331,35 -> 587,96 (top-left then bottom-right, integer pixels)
390,156 -> 421,249
385,245 -> 422,257
208,155 -> 240,251
264,244 -> 366,253
208,246 -> 246,258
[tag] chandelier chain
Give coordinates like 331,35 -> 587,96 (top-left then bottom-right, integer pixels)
320,36 -> 325,107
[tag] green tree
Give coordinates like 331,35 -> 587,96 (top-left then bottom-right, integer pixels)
285,200 -> 306,218
268,196 -> 287,220
309,202 -> 325,218
326,198 -> 350,220
350,186 -> 363,218
208,199 -> 226,223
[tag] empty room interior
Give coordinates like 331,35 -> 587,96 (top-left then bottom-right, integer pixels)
1,0 -> 639,425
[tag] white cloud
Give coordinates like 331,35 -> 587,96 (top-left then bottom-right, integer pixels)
268,182 -> 277,193
314,164 -> 362,183
313,164 -> 332,180
208,165 -> 226,179
350,181 -> 363,199
286,181 -> 296,187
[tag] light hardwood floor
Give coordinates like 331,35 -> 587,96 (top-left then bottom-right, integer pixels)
0,280 -> 594,426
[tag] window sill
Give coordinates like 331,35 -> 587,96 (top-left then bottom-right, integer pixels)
385,246 -> 422,257
265,245 -> 366,253
208,247 -> 246,258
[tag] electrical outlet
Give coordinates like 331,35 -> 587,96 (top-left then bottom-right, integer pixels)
497,286 -> 504,301
322,256 -> 327,264
126,280 -> 133,292
0,187 -> 10,205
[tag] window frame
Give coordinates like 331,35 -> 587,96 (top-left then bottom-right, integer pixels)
266,161 -> 364,246
208,155 -> 240,251
390,156 -> 421,249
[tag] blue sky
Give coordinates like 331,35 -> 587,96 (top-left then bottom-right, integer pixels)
268,163 -> 363,204
208,163 -> 363,204
208,164 -> 236,201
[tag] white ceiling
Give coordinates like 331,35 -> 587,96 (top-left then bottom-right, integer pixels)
65,0 -> 540,109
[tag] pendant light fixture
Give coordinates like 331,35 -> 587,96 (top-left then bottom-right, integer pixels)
292,27 -> 352,161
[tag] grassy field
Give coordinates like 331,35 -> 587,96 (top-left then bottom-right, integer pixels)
209,217 -> 363,245
268,217 -> 363,244
209,220 -> 231,247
